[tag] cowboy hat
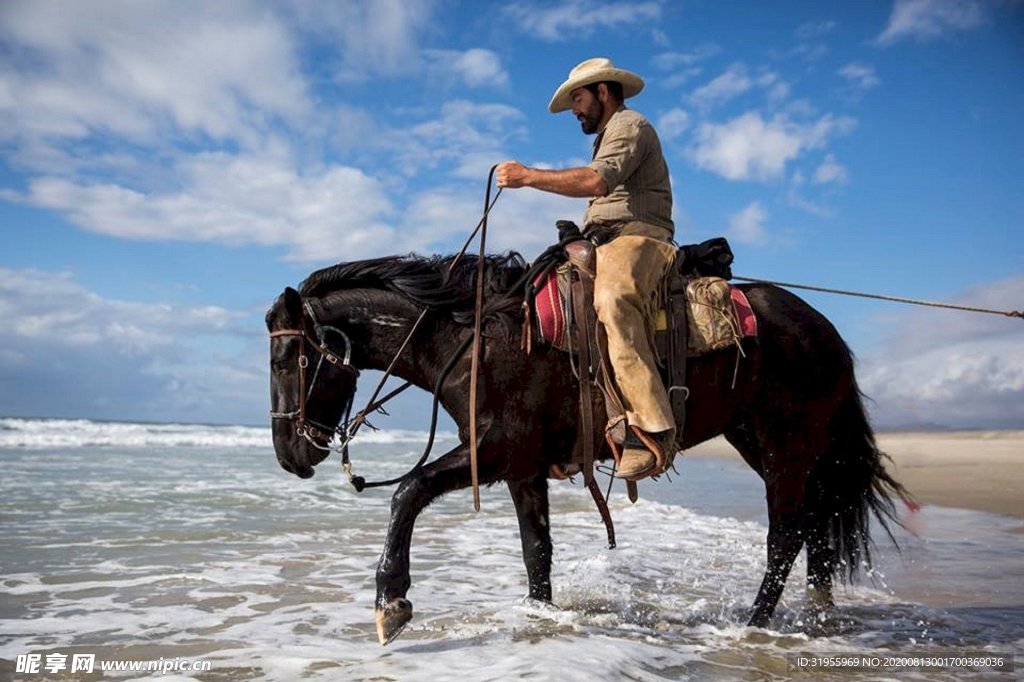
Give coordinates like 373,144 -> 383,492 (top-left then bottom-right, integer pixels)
548,57 -> 645,113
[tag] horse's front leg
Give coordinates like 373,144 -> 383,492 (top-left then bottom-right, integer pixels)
508,472 -> 552,602
374,441 -> 504,645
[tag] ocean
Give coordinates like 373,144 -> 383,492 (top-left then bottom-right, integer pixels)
1,417 -> 1020,681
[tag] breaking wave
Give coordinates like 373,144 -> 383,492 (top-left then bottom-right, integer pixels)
0,417 -> 453,449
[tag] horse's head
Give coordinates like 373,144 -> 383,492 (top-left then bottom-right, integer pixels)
266,287 -> 360,478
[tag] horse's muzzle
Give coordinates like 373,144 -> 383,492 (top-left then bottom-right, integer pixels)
278,455 -> 316,479
274,446 -> 317,477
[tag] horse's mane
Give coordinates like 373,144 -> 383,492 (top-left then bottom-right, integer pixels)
299,252 -> 530,326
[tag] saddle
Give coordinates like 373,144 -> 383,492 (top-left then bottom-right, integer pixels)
523,227 -> 756,490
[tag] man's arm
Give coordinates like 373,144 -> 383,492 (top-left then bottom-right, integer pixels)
496,161 -> 608,198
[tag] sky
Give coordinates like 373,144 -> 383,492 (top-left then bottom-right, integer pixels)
1,0 -> 1022,431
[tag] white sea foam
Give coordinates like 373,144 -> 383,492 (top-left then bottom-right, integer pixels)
2,431 -> 1021,680
0,417 -> 454,449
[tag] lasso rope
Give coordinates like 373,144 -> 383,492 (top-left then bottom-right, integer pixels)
733,276 -> 1023,320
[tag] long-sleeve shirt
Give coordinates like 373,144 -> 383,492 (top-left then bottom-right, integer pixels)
584,106 -> 674,235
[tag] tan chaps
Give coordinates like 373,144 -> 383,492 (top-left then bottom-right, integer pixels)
593,233 -> 677,434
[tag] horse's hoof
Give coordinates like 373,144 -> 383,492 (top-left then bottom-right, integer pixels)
375,598 -> 413,646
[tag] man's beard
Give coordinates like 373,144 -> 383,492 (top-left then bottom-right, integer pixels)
578,101 -> 603,135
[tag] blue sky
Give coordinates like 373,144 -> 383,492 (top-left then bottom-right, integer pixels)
1,0 -> 1022,430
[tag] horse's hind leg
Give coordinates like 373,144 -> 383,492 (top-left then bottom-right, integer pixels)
507,472 -> 553,602
804,513 -> 836,613
725,427 -> 804,626
748,475 -> 808,627
743,428 -> 825,628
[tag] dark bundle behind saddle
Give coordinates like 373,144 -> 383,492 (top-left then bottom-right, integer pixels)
677,237 -> 734,279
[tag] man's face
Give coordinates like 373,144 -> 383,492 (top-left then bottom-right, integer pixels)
570,87 -> 602,135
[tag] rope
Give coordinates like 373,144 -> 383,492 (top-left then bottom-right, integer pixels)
733,276 -> 1024,320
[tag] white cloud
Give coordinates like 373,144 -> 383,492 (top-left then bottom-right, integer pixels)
727,201 -> 769,245
690,63 -> 756,108
813,153 -> 849,184
767,20 -> 836,62
0,268 -> 239,350
838,62 -> 881,100
286,0 -> 436,79
397,100 -> 527,178
657,108 -> 691,140
860,276 -> 1024,429
689,63 -> 789,111
0,0 -> 310,151
766,80 -> 792,104
0,267 -> 262,424
402,183 -> 582,259
423,48 -> 509,88
505,0 -> 662,41
786,189 -> 836,218
324,99 -> 526,180
651,46 -> 722,71
795,20 -> 838,40
484,189 -> 583,257
4,150 -> 398,264
877,0 -> 990,45
689,111 -> 856,181
839,62 -> 881,90
651,45 -> 721,88
658,70 -> 704,90
399,189 -> 486,253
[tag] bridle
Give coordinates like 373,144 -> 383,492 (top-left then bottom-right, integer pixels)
270,292 -> 476,491
269,301 -> 360,451
268,166 -> 504,495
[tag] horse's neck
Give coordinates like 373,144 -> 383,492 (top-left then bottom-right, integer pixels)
324,290 -> 456,391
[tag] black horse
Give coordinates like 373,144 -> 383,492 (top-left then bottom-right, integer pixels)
266,252 -> 911,645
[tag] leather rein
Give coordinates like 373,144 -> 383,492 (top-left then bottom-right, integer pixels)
270,167 -> 506,499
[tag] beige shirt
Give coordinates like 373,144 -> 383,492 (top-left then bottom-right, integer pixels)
584,106 -> 674,235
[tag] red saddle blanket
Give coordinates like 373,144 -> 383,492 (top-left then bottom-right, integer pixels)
533,269 -> 567,348
531,271 -> 757,350
731,287 -> 758,337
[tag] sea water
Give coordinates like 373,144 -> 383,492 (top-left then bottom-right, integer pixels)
1,418 -> 1020,681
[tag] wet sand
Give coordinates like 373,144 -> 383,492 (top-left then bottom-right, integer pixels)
685,431 -> 1024,520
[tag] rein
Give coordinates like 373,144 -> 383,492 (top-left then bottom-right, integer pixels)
271,170 -> 616,501
271,168 -> 505,497
347,230 -> 588,495
467,165 -> 497,510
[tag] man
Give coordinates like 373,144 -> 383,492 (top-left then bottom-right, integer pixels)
496,58 -> 677,481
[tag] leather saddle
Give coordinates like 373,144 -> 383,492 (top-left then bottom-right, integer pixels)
520,225 -> 747,543
524,225 -> 741,440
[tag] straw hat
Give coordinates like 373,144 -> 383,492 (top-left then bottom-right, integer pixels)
548,57 -> 645,113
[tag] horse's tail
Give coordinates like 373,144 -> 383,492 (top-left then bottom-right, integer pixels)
807,383 -> 916,583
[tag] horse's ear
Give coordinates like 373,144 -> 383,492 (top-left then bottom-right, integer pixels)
283,287 -> 303,321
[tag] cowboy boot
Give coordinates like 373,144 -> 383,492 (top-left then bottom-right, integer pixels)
617,427 -> 675,480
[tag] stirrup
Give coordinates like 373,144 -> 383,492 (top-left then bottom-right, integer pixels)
616,427 -> 671,479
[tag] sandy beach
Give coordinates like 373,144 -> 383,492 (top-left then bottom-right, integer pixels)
685,431 -> 1024,520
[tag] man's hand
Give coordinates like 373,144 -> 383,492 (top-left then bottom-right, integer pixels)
495,161 -> 607,198
496,161 -> 530,189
